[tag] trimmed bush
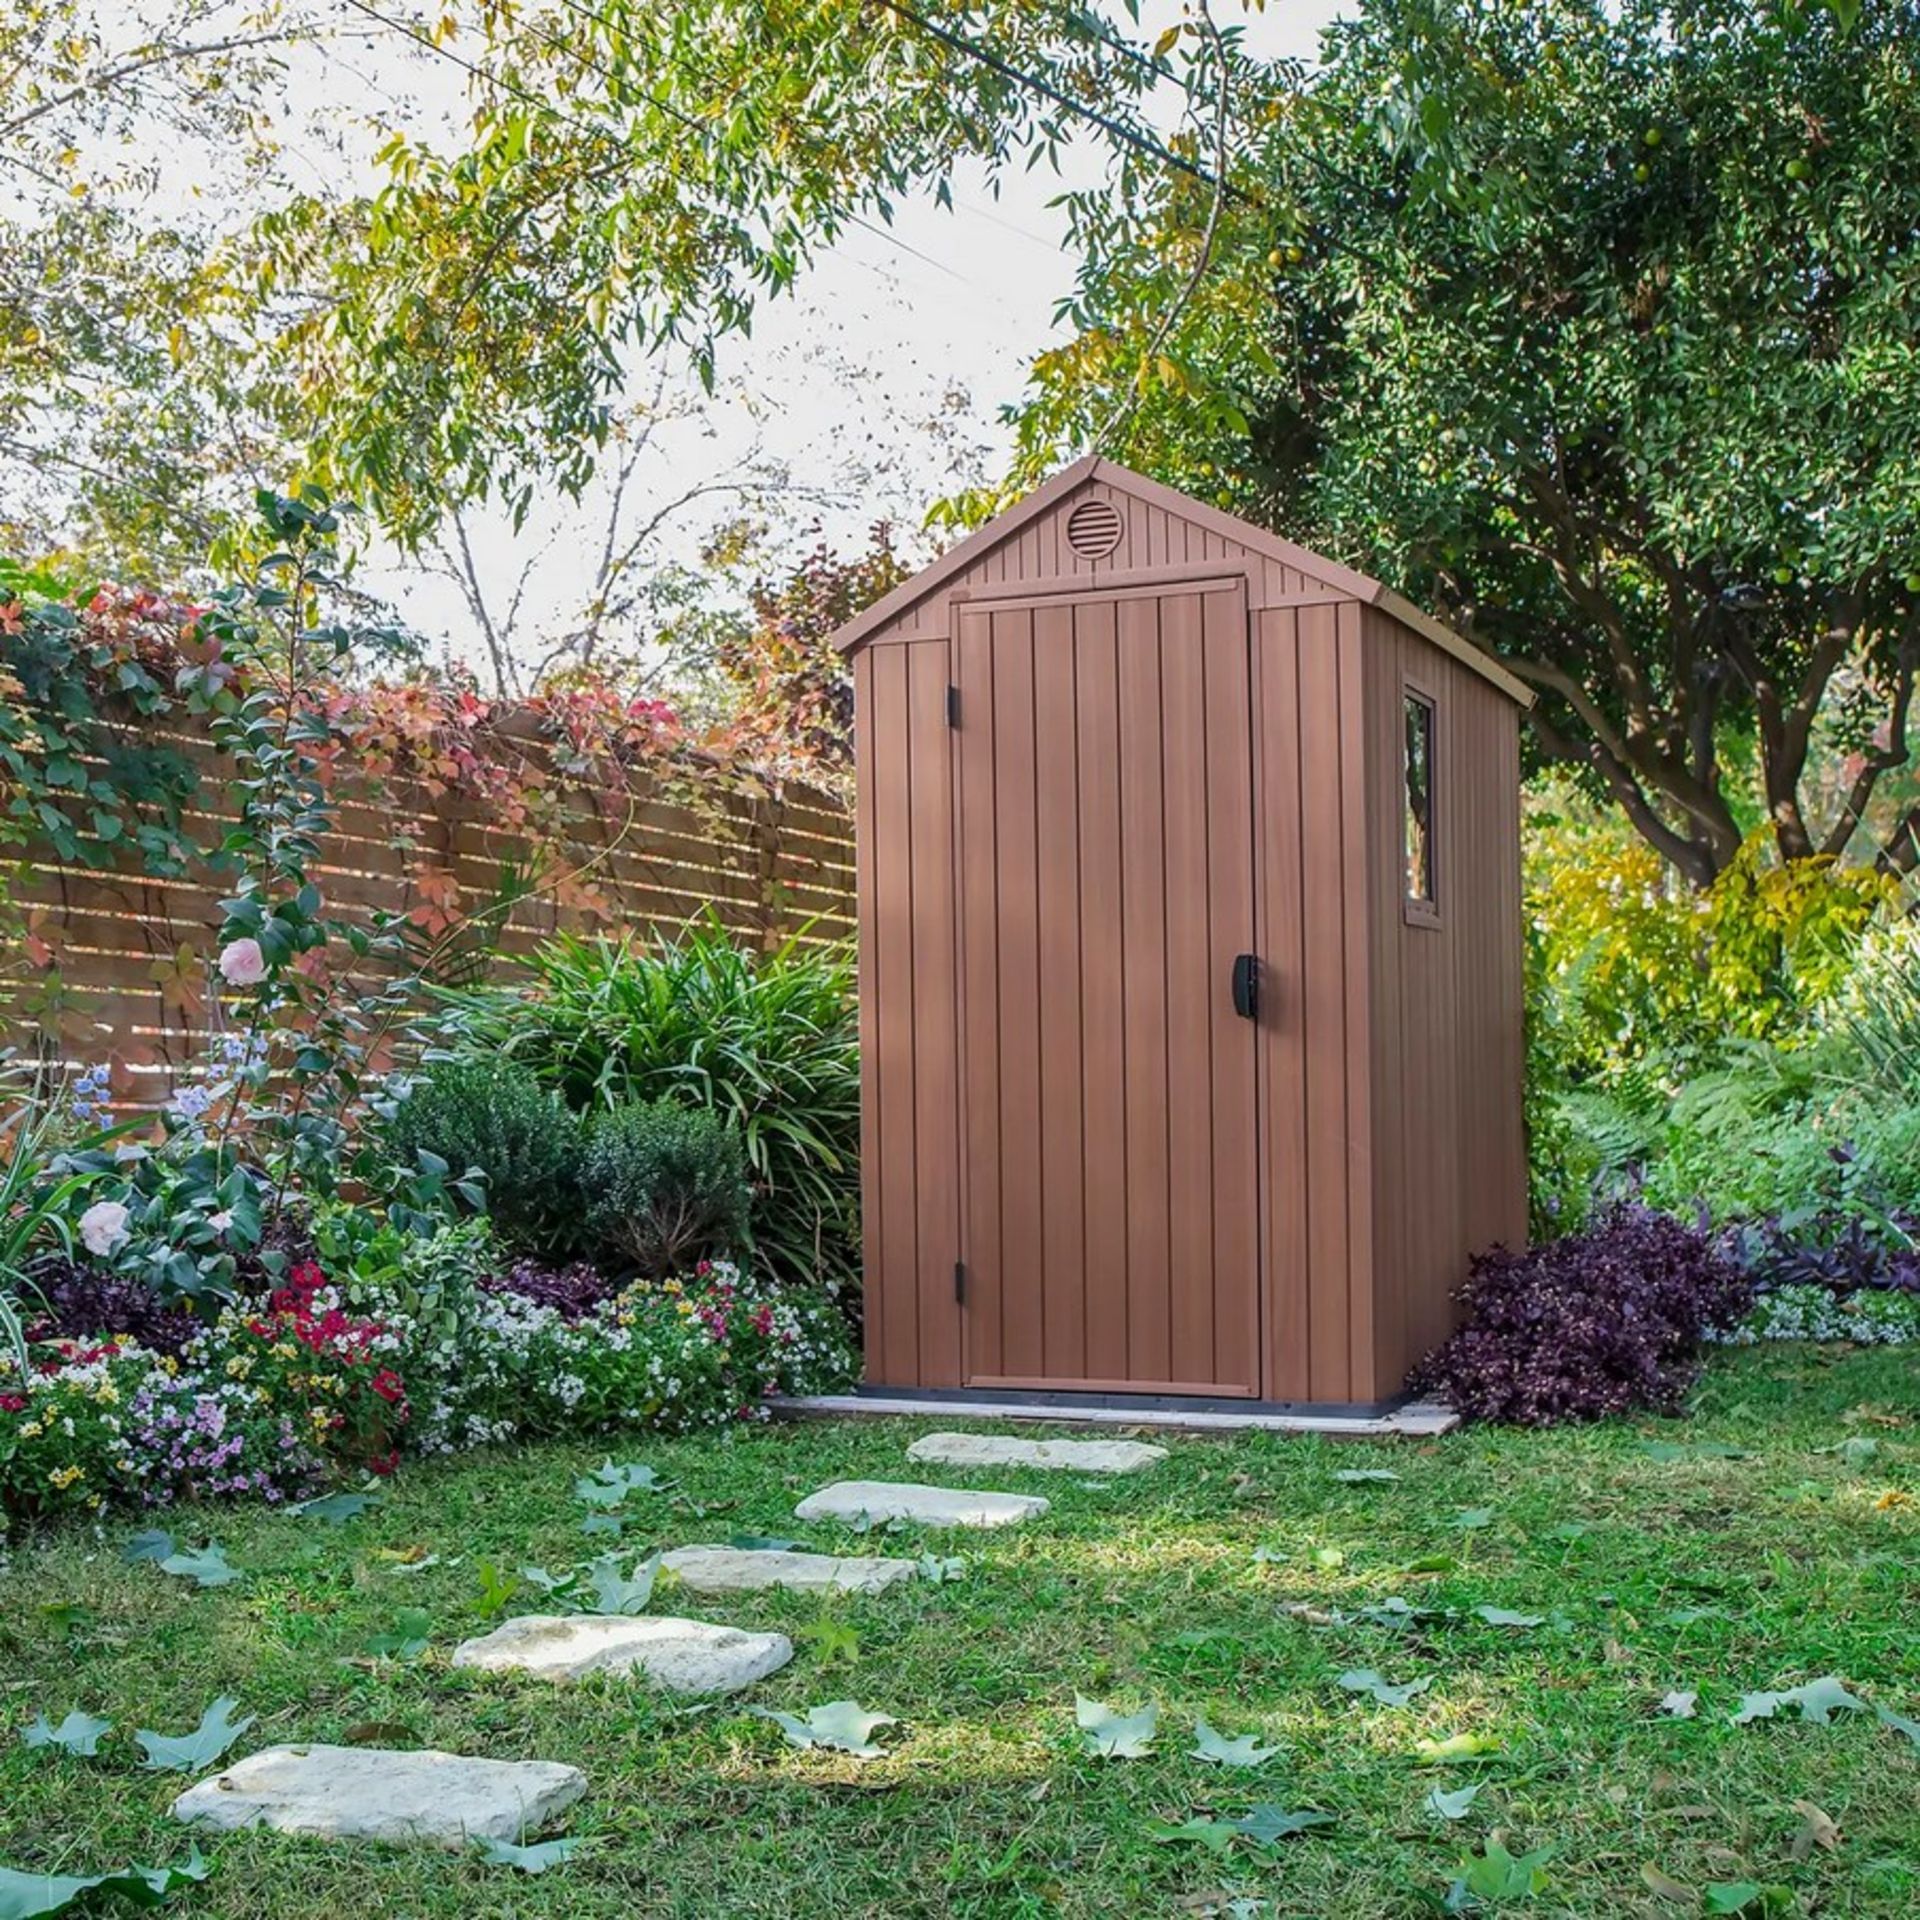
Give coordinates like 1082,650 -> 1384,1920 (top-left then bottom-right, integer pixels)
583,1099 -> 751,1279
377,1057 -> 584,1256
1414,1204 -> 1754,1425
443,926 -> 859,1294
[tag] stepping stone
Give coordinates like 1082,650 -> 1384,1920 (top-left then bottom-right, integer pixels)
450,1614 -> 792,1693
172,1744 -> 585,1848
662,1544 -> 916,1595
794,1479 -> 1049,1529
906,1432 -> 1168,1475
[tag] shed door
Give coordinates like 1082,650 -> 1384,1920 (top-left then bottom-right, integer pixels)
954,579 -> 1261,1395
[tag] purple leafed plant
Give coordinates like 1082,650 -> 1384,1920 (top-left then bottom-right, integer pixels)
1412,1203 -> 1755,1426
479,1257 -> 616,1320
25,1258 -> 202,1356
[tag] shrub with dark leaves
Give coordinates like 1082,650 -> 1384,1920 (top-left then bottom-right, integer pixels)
479,1257 -> 615,1321
23,1258 -> 202,1356
1729,1210 -> 1920,1298
1412,1204 -> 1754,1426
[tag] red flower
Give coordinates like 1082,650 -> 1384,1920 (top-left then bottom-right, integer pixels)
370,1368 -> 405,1404
0,1393 -> 26,1413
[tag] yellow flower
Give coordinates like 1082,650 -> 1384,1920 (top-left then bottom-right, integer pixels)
19,1421 -> 42,1439
49,1464 -> 84,1490
94,1381 -> 118,1405
225,1356 -> 252,1379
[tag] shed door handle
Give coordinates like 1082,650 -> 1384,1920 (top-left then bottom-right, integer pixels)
1231,953 -> 1259,1020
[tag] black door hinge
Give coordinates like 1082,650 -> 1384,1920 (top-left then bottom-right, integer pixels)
954,1260 -> 967,1303
946,684 -> 961,728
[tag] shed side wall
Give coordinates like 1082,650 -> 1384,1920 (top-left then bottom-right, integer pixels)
1361,607 -> 1528,1394
1251,600 -> 1375,1404
853,638 -> 963,1388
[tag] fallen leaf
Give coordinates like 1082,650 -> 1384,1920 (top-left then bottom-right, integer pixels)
1788,1799 -> 1839,1862
1702,1883 -> 1792,1916
1190,1717 -> 1281,1767
155,1544 -> 239,1589
1149,1806 -> 1335,1853
1874,1703 -> 1920,1750
1339,1668 -> 1432,1709
134,1697 -> 254,1774
0,1850 -> 210,1917
1732,1676 -> 1867,1726
1076,1695 -> 1158,1759
1426,1783 -> 1482,1821
1473,1606 -> 1545,1629
1332,1469 -> 1400,1484
120,1529 -> 174,1565
287,1491 -> 379,1525
19,1710 -> 112,1758
574,1461 -> 671,1509
1640,1864 -> 1693,1903
753,1700 -> 898,1758
473,1836 -> 593,1874
1658,1691 -> 1698,1719
1451,1508 -> 1496,1530
1446,1835 -> 1553,1908
1416,1731 -> 1501,1764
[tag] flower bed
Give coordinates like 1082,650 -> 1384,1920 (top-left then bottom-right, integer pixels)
3,1250 -> 855,1529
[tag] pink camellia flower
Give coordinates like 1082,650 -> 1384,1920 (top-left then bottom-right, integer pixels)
79,1199 -> 131,1257
218,936 -> 267,986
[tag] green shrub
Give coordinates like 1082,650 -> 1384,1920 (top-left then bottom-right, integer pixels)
583,1099 -> 751,1279
443,924 -> 859,1293
377,1058 -> 584,1257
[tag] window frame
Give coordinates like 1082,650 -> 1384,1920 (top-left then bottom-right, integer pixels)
1401,678 -> 1441,928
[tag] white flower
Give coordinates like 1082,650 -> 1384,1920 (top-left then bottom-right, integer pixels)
79,1199 -> 130,1257
208,1210 -> 234,1234
217,937 -> 267,986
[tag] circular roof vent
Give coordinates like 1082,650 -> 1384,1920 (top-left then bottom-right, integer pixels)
1065,497 -> 1124,562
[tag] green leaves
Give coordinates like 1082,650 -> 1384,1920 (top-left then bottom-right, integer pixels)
1731,1676 -> 1866,1726
1332,1468 -> 1401,1484
1149,1806 -> 1336,1854
0,1850 -> 210,1919
1339,1669 -> 1433,1709
1472,1608 -> 1545,1630
473,1837 -> 593,1874
134,1698 -> 254,1774
362,1609 -> 433,1663
1445,1836 -> 1554,1910
474,1561 -> 523,1620
1075,1696 -> 1158,1760
288,1492 -> 379,1525
753,1702 -> 898,1759
121,1530 -> 174,1566
19,1711 -> 112,1759
584,1554 -> 661,1618
574,1461 -> 672,1509
1189,1718 -> 1280,1767
1426,1783 -> 1482,1822
1703,1884 -> 1793,1917
154,1544 -> 239,1589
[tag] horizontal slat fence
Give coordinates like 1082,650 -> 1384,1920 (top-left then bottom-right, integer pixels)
5,718 -> 853,1111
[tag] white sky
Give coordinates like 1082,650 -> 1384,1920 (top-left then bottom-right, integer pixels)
28,2 -> 1350,668
347,0 -> 1355,668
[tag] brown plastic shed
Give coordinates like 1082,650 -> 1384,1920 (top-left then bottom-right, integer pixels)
833,457 -> 1532,1411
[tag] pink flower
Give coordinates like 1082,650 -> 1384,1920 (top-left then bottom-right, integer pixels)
218,937 -> 267,986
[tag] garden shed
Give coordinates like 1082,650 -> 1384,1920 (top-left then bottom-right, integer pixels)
834,458 -> 1533,1411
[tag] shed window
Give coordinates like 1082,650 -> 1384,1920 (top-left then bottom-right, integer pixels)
1403,690 -> 1436,911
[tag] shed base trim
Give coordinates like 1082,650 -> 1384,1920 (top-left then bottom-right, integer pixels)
772,1388 -> 1456,1438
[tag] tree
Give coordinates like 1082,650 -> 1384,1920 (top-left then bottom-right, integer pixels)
1001,0 -> 1920,884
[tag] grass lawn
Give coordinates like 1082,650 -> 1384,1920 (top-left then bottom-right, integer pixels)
3,1345 -> 1917,1918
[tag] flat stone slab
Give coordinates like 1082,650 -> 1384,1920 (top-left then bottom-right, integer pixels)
906,1432 -> 1168,1474
663,1544 -> 916,1595
794,1479 -> 1049,1529
450,1614 -> 792,1693
172,1744 -> 585,1848
774,1395 -> 1459,1437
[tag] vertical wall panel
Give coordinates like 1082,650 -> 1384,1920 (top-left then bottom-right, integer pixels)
866,643 -> 920,1388
853,650 -> 884,1382
1161,592 -> 1216,1385
906,640 -> 961,1385
1074,601 -> 1130,1381
955,613 -> 1002,1383
1033,603 -> 1087,1380
992,613 -> 1045,1380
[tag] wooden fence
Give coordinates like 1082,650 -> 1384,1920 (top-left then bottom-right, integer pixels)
4,716 -> 855,1110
